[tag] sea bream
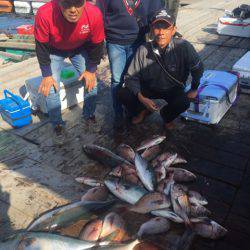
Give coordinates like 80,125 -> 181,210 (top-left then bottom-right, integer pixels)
130,192 -> 171,214
116,144 -> 135,163
137,217 -> 170,237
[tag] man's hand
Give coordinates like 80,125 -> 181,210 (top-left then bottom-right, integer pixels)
38,76 -> 59,97
138,92 -> 158,112
187,89 -> 198,99
79,71 -> 96,92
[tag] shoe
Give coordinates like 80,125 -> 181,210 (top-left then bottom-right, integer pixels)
82,115 -> 101,133
52,124 -> 67,146
132,109 -> 151,124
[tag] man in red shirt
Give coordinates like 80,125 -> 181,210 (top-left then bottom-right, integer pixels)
34,0 -> 104,145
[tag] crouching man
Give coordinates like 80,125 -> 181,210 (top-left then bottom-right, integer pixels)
34,0 -> 104,145
118,8 -> 204,130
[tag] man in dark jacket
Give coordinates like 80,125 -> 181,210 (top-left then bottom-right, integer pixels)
34,0 -> 104,145
118,8 -> 204,129
95,0 -> 164,129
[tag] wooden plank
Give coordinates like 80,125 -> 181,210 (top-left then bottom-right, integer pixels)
0,41 -> 35,51
185,159 -> 243,187
180,140 -> 247,171
225,213 -> 250,236
231,190 -> 250,218
186,175 -> 236,205
215,48 -> 247,71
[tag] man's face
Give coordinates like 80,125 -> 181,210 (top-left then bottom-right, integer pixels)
59,0 -> 85,23
152,20 -> 176,48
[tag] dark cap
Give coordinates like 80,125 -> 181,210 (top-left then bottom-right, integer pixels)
151,9 -> 174,26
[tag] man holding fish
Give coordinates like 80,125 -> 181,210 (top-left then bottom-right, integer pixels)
118,8 -> 204,130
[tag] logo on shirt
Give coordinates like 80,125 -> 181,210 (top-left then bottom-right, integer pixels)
80,24 -> 90,34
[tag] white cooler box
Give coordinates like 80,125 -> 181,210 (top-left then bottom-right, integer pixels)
25,66 -> 84,114
14,1 -> 31,14
181,70 -> 239,124
232,51 -> 250,93
217,16 -> 250,37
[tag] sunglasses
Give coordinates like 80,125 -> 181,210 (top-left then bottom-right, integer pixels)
60,0 -> 85,9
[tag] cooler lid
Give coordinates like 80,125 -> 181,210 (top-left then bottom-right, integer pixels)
233,51 -> 250,73
198,70 -> 238,100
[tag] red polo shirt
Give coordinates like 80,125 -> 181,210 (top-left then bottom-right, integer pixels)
34,0 -> 105,50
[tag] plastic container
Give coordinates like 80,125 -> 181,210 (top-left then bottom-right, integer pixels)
181,70 -> 239,124
25,66 -> 84,113
232,51 -> 250,92
0,90 -> 32,128
14,1 -> 31,14
16,24 -> 34,35
217,16 -> 250,38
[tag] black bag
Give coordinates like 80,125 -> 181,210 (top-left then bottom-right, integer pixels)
232,4 -> 250,19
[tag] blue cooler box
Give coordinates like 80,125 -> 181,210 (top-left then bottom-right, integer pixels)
0,90 -> 32,128
181,70 -> 239,124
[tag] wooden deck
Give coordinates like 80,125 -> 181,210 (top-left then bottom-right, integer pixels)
0,0 -> 250,249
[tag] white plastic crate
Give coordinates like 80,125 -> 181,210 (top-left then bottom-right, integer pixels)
181,70 -> 239,125
25,66 -> 84,114
217,16 -> 250,38
232,51 -> 250,92
14,1 -> 31,14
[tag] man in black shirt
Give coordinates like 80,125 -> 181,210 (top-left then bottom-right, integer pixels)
118,8 -> 204,129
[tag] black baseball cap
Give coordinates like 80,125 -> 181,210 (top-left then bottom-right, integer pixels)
151,8 -> 174,26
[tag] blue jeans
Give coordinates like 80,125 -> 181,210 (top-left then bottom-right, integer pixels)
46,50 -> 97,127
106,42 -> 139,118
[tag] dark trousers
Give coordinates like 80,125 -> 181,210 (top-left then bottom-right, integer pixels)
118,86 -> 190,123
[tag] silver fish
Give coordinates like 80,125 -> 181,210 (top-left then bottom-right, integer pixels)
188,190 -> 208,206
104,177 -> 148,204
193,218 -> 228,239
0,232 -> 96,250
93,239 -> 140,250
83,144 -> 133,168
170,184 -> 191,226
167,168 -> 196,182
172,156 -> 187,165
151,209 -> 184,223
130,192 -> 171,214
27,200 -> 114,232
116,144 -> 135,163
135,153 -> 156,191
79,219 -> 103,241
190,204 -> 211,217
141,145 -> 161,162
136,135 -> 166,152
75,176 -> 104,187
137,217 -> 170,237
81,187 -> 109,202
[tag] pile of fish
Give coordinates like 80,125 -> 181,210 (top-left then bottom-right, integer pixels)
0,135 -> 227,250
79,135 -> 227,241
